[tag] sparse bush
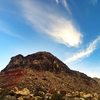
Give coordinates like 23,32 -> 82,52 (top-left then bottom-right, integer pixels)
51,92 -> 64,100
0,89 -> 10,99
4,95 -> 17,100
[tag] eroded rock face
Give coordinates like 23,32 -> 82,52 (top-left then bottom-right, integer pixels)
3,52 -> 70,73
4,54 -> 24,70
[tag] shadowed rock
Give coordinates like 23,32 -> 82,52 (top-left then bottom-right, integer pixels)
3,52 -> 70,73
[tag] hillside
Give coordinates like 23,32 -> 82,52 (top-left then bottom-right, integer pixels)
0,51 -> 100,100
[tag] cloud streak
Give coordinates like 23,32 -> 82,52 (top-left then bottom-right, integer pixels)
65,36 -> 100,63
0,21 -> 21,38
55,0 -> 71,14
19,0 -> 82,47
56,0 -> 59,4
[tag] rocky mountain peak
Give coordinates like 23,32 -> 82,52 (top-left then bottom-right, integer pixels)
3,52 -> 70,73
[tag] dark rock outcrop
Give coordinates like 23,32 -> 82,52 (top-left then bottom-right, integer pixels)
3,52 -> 70,73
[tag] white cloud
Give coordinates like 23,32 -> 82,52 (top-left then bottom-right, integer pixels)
19,0 -> 82,47
61,0 -> 71,14
0,21 -> 21,38
56,0 -> 59,4
65,36 -> 100,63
55,0 -> 71,14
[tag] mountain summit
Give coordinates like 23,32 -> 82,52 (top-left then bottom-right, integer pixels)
3,52 -> 70,73
0,51 -> 100,96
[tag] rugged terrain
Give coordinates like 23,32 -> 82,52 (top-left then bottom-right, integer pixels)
0,51 -> 100,100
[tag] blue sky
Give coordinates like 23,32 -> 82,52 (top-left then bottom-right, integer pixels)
0,0 -> 100,77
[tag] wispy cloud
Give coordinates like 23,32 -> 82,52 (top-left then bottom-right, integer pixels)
19,0 -> 82,47
55,0 -> 59,4
55,0 -> 71,14
0,21 -> 21,38
65,36 -> 100,63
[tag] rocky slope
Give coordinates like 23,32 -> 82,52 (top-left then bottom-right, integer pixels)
94,77 -> 100,84
0,51 -> 100,99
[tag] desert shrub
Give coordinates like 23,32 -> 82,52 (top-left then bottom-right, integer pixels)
98,96 -> 100,100
34,86 -> 46,94
0,89 -> 10,99
33,86 -> 47,100
60,90 -> 66,97
4,95 -> 17,100
51,92 -> 64,100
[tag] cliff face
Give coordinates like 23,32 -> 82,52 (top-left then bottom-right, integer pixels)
0,51 -> 100,94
